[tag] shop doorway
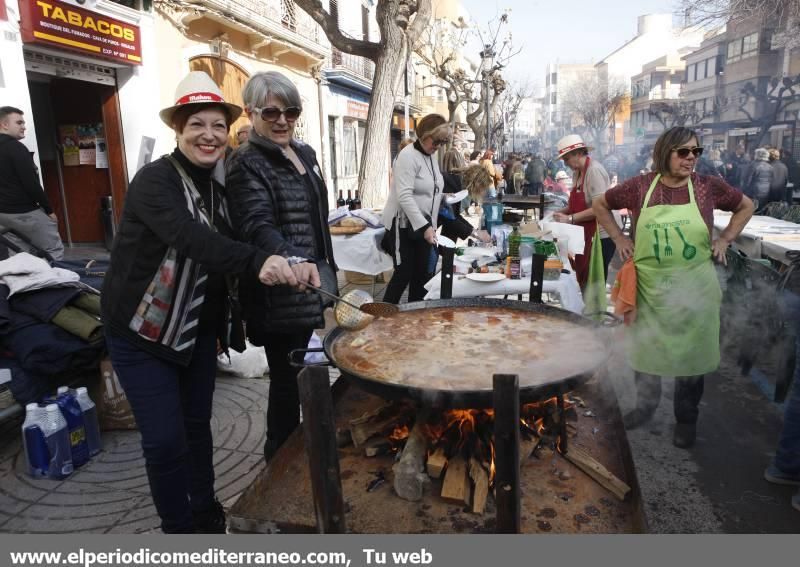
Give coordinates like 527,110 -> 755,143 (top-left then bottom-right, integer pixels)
25,53 -> 127,247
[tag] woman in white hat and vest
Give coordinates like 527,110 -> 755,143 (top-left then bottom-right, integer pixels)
101,71 -> 300,533
551,134 -> 615,289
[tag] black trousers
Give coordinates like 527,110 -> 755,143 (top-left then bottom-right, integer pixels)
383,227 -> 434,304
634,372 -> 705,424
262,330 -> 314,446
600,237 -> 616,281
106,330 -> 218,533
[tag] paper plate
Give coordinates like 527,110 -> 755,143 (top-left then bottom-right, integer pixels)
465,272 -> 506,283
445,190 -> 468,205
437,235 -> 456,249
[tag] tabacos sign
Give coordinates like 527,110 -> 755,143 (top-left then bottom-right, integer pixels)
20,0 -> 142,65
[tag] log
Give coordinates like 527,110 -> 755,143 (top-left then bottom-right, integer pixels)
519,434 -> 539,467
561,445 -> 631,501
392,417 -> 430,501
350,414 -> 403,447
469,457 -> 489,514
426,447 -> 447,479
441,455 -> 470,505
364,437 -> 391,458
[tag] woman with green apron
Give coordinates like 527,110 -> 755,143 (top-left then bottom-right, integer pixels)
593,127 -> 754,448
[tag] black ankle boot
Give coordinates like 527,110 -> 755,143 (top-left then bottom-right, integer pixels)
673,423 -> 696,448
192,499 -> 227,534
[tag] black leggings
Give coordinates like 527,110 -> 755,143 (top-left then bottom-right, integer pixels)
634,372 -> 705,424
383,227 -> 434,304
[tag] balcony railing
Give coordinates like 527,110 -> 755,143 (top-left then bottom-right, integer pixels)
331,48 -> 375,82
201,0 -> 321,45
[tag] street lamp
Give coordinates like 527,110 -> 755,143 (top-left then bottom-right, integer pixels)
480,44 -> 495,151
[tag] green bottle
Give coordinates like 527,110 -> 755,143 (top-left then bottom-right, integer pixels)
508,225 -> 521,257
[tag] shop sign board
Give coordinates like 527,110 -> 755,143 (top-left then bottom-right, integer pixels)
346,100 -> 369,121
20,0 -> 142,65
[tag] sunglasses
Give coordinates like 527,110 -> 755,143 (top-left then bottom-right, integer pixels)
254,106 -> 302,122
673,146 -> 703,158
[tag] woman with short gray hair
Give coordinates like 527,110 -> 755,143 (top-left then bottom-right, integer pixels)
226,71 -> 336,462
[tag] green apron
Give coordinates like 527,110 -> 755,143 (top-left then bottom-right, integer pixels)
629,174 -> 722,377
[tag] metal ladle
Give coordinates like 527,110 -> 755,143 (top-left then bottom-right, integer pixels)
304,283 -> 399,330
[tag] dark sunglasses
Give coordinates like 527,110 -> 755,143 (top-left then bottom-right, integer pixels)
673,146 -> 703,158
254,106 -> 302,122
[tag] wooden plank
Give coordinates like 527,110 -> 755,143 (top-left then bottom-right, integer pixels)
493,373 -> 521,533
440,455 -> 470,504
519,434 -> 539,467
561,445 -> 631,501
469,457 -> 489,514
297,366 -> 346,533
349,402 -> 397,447
392,416 -> 430,501
426,447 -> 447,479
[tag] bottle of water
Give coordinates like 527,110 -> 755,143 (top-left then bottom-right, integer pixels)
21,403 -> 48,478
55,386 -> 89,468
75,387 -> 102,457
42,404 -> 73,480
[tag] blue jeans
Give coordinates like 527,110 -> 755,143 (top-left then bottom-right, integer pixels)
105,331 -> 218,533
776,290 -> 800,475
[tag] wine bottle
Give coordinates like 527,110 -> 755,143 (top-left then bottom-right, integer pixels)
336,190 -> 346,208
351,190 -> 361,210
345,190 -> 353,209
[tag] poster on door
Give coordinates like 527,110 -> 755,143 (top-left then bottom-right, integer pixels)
78,124 -> 99,165
58,125 -> 80,166
95,137 -> 108,169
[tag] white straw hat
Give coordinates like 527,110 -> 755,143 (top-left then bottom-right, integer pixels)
556,134 -> 593,160
159,71 -> 242,128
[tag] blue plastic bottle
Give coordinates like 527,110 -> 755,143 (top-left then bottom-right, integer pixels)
75,387 -> 102,457
21,403 -> 48,478
42,404 -> 73,480
55,386 -> 89,468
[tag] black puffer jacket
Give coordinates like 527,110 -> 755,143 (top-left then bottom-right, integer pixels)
226,132 -> 336,340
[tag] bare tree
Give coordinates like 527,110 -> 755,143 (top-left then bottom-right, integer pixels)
414,10 -> 519,151
492,82 -> 531,155
294,0 -> 432,207
680,0 -> 800,33
561,77 -> 628,154
648,95 -> 722,129
737,75 -> 800,146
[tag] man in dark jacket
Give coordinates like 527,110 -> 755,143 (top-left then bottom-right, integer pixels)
0,107 -> 63,260
525,153 -> 546,195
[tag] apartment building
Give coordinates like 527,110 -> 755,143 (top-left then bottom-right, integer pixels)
542,62 -> 597,150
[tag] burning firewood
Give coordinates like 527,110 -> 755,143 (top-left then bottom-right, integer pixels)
469,457 -> 489,514
364,437 -> 392,457
560,445 -> 631,501
392,416 -> 431,501
349,402 -> 405,447
441,455 -> 470,505
426,447 -> 448,479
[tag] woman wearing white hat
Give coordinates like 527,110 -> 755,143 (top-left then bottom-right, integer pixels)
102,71 -> 299,533
551,134 -> 615,289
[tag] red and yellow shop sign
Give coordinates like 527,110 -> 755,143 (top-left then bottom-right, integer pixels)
19,0 -> 142,65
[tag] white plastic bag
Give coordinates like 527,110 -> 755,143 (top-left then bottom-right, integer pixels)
217,341 -> 269,378
304,332 -> 328,365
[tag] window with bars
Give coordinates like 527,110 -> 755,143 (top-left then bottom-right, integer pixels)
281,0 -> 297,31
342,121 -> 358,177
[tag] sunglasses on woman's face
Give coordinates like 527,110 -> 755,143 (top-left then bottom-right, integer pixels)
673,146 -> 703,158
254,106 -> 302,122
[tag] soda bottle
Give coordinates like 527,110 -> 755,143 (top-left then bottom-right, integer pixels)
55,386 -> 89,467
75,387 -> 102,457
21,403 -> 48,478
42,404 -> 73,480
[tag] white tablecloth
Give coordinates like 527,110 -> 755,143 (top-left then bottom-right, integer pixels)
331,227 -> 394,276
423,268 -> 584,313
713,212 -> 800,264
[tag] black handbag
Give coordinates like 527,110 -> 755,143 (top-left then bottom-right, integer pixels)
380,219 -> 396,256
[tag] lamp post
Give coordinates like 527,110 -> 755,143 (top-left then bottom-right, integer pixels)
480,44 -> 495,151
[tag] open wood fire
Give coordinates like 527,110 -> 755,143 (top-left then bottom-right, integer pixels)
338,396 -> 596,514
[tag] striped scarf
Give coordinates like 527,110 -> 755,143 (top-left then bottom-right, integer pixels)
128,156 -> 230,354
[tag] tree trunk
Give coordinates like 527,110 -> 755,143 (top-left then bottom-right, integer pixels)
358,44 -> 405,208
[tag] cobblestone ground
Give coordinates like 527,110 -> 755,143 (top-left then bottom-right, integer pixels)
0,378 -> 268,533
